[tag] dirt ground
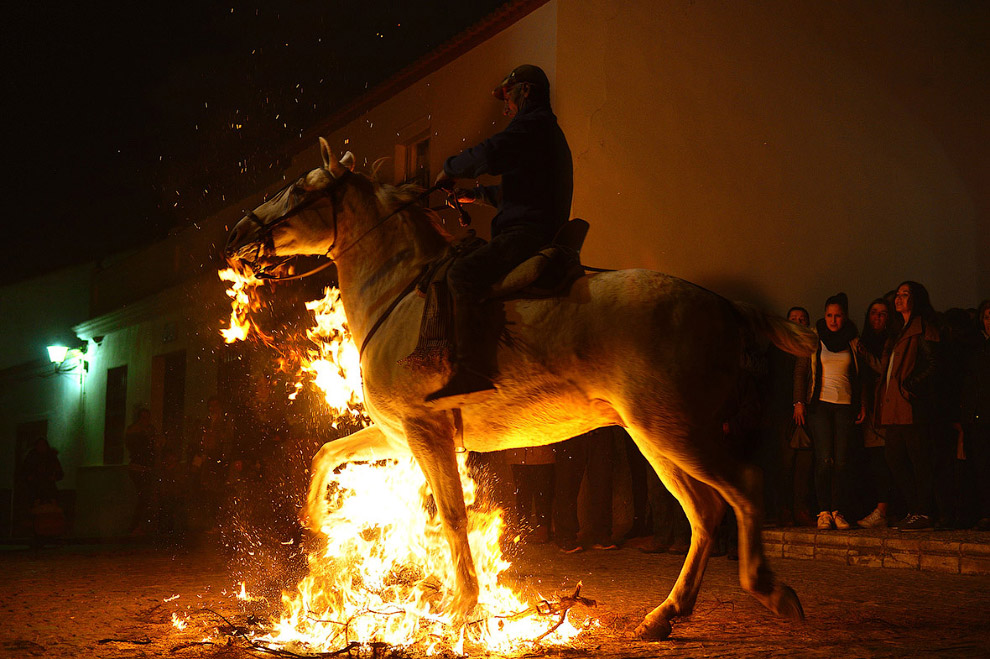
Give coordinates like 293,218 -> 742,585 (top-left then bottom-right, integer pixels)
2,541 -> 989,658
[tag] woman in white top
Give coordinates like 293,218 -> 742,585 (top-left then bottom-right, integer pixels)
793,293 -> 865,530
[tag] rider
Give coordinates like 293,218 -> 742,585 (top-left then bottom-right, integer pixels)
426,64 -> 573,406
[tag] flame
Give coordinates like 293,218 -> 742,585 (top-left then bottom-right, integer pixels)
290,287 -> 368,426
216,268 -> 588,653
260,455 -> 581,655
219,264 -> 270,344
171,612 -> 189,631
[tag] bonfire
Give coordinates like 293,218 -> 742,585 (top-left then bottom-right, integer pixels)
205,266 -> 593,656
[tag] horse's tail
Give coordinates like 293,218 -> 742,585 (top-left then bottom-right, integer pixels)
732,301 -> 817,357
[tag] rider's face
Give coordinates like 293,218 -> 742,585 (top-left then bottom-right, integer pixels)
503,84 -> 525,117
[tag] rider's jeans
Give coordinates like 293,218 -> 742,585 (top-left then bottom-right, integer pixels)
447,225 -> 547,302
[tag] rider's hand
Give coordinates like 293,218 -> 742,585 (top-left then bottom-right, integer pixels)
448,188 -> 477,207
434,170 -> 455,191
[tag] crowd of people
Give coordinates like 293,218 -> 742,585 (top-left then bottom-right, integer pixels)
123,378 -> 317,556
497,283 -> 989,552
776,283 -> 990,533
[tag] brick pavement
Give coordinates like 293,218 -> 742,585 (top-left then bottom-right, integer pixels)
1,541 -> 988,658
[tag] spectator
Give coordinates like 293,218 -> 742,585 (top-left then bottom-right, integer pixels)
857,298 -> 895,528
762,306 -> 815,527
504,445 -> 555,543
21,437 -> 63,507
554,427 -> 618,553
961,299 -> 990,531
191,396 -> 233,533
859,281 -> 939,531
125,408 -> 158,535
932,308 -> 979,528
794,293 -> 864,531
621,433 -> 652,544
642,469 -> 690,554
21,438 -> 65,545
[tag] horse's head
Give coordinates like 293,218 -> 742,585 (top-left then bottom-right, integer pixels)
224,138 -> 357,269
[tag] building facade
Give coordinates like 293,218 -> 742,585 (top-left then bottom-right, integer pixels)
2,0 -> 986,538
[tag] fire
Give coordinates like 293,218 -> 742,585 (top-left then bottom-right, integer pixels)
216,267 -> 589,654
260,455 -> 582,655
219,264 -> 270,344
290,287 -> 368,426
171,612 -> 188,631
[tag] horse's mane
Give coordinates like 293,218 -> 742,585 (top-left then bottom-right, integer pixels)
375,182 -> 453,248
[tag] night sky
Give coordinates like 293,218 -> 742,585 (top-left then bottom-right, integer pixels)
3,1 -> 508,283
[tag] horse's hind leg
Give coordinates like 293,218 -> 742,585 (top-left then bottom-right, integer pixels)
625,440 -> 725,640
630,423 -> 804,639
402,415 -> 479,618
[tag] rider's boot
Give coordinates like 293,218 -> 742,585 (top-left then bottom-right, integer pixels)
424,301 -> 496,408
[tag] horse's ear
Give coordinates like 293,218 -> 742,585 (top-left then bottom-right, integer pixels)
319,137 -> 333,169
340,151 -> 355,171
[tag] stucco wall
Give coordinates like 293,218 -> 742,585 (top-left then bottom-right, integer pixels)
556,1 -> 987,321
283,1 -> 560,240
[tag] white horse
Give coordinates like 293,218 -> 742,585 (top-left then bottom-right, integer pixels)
224,138 -> 814,640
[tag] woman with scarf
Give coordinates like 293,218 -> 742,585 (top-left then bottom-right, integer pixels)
793,293 -> 864,530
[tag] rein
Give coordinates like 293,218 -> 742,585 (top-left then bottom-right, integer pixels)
243,170 -> 439,282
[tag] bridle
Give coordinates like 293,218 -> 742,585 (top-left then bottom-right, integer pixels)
235,168 -> 440,282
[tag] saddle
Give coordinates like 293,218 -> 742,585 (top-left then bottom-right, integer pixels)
399,219 -> 590,371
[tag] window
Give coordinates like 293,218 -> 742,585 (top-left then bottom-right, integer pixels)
394,116 -> 431,187
103,366 -> 127,464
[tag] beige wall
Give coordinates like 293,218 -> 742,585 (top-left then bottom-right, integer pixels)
286,2 -> 560,239
557,1 -> 987,322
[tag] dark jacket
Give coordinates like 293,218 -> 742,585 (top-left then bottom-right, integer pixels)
443,102 -> 573,241
961,333 -> 990,425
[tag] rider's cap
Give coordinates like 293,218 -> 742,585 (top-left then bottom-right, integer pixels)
492,64 -> 550,100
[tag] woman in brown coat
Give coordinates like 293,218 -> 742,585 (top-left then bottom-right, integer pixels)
860,281 -> 939,531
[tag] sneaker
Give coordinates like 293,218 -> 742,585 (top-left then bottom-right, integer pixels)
857,508 -> 887,528
591,542 -> 619,551
899,513 -> 934,531
832,511 -> 851,530
889,514 -> 909,529
817,511 -> 834,530
558,541 -> 584,554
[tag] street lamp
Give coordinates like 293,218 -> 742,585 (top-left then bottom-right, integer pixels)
46,345 -> 70,364
46,343 -> 88,373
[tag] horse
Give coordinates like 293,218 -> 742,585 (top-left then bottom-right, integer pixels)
224,138 -> 815,640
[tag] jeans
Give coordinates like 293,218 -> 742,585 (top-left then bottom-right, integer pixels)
447,225 -> 548,302
511,464 -> 554,531
885,424 -> 934,516
553,429 -> 615,546
808,401 -> 856,513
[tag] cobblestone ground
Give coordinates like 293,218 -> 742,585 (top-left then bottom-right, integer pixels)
1,541 -> 988,658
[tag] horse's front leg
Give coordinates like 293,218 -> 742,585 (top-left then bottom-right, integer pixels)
303,425 -> 411,531
402,414 -> 479,618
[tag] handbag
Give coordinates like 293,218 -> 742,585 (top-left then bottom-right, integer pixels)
789,423 -> 812,450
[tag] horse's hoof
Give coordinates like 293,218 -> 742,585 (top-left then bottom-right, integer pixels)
634,616 -> 672,641
771,583 -> 805,621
